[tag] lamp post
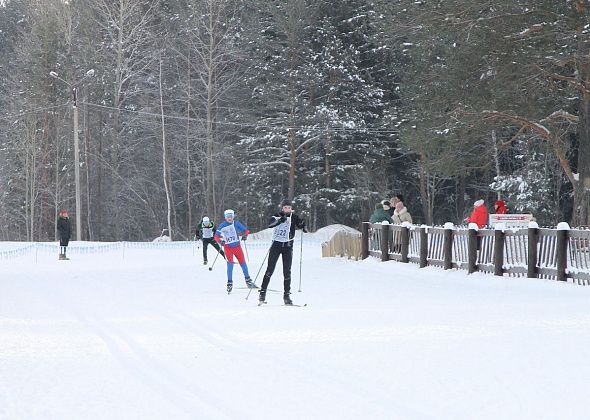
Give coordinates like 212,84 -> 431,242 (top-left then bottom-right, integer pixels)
49,69 -> 95,241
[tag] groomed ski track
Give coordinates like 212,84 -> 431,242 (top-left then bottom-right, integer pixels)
1,241 -> 590,420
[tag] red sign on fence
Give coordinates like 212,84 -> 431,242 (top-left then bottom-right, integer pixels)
489,214 -> 533,228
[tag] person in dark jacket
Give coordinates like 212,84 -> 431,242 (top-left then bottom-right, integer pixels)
369,202 -> 393,224
259,199 -> 307,305
57,209 -> 71,260
195,216 -> 225,265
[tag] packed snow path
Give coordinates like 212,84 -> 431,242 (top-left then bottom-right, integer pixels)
1,242 -> 590,420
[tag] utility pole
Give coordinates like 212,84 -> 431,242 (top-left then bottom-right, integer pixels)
49,69 -> 95,241
73,87 -> 81,241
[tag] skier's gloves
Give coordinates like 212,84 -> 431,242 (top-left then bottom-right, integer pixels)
241,235 -> 248,241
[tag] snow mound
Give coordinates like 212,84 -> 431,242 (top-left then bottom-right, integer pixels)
250,224 -> 360,243
312,224 -> 360,243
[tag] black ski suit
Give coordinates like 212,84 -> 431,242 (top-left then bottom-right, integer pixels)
260,211 -> 306,294
57,216 -> 71,247
196,222 -> 225,262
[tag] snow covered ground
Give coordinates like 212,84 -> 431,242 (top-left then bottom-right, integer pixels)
1,240 -> 590,420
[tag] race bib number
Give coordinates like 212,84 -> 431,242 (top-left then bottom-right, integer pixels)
272,216 -> 291,242
220,224 -> 239,244
202,226 -> 214,238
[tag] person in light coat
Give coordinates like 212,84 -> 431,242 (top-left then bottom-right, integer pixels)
392,201 -> 412,224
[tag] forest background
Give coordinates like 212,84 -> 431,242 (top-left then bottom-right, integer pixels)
1,0 -> 588,241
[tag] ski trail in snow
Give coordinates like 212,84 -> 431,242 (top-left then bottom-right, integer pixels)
29,271 -> 241,420
167,310 -> 436,420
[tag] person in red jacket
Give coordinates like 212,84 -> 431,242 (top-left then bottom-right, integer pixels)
494,200 -> 507,214
466,199 -> 488,228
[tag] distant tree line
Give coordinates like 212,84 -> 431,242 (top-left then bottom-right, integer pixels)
0,0 -> 587,241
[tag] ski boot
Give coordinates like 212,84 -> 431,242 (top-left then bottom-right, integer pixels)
283,292 -> 293,306
258,290 -> 267,305
245,277 -> 257,289
227,282 -> 233,294
58,253 -> 66,260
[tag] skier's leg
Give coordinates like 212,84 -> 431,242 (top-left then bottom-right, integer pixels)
260,245 -> 280,292
233,246 -> 251,279
224,246 -> 235,293
225,247 -> 235,282
282,247 -> 294,295
202,239 -> 209,262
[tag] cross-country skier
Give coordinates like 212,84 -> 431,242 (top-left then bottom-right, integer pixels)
57,209 -> 71,260
214,209 -> 255,293
259,199 -> 306,305
196,216 -> 225,265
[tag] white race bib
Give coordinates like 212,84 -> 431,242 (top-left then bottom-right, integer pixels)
272,215 -> 291,242
202,225 -> 214,238
220,223 -> 239,245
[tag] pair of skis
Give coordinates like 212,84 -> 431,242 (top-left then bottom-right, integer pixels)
258,301 -> 307,307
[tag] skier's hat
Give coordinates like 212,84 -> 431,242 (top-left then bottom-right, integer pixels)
280,199 -> 292,207
224,209 -> 235,218
203,216 -> 210,224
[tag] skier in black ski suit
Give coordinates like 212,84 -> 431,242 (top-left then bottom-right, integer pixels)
196,216 -> 225,264
259,199 -> 307,305
57,209 -> 71,260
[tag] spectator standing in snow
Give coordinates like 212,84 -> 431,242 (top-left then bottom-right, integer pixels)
392,201 -> 412,224
57,209 -> 71,260
214,209 -> 255,293
258,199 -> 307,306
196,216 -> 225,265
369,201 -> 393,224
494,200 -> 507,214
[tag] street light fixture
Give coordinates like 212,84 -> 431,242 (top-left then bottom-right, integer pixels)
50,69 -> 95,242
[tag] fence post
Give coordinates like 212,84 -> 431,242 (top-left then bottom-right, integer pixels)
380,223 -> 390,262
443,223 -> 453,270
556,222 -> 569,282
419,226 -> 428,268
493,226 -> 504,277
361,222 -> 369,260
401,226 -> 410,263
527,223 -> 539,279
468,226 -> 478,274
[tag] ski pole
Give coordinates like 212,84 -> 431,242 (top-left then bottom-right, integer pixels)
208,246 -> 222,271
243,240 -> 250,262
298,229 -> 304,292
246,244 -> 272,300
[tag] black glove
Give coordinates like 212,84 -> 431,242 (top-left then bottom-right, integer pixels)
241,235 -> 248,241
301,223 -> 308,233
195,235 -> 201,240
272,215 -> 287,224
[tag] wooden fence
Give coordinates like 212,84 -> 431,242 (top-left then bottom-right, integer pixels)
361,222 -> 590,285
321,230 -> 362,259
